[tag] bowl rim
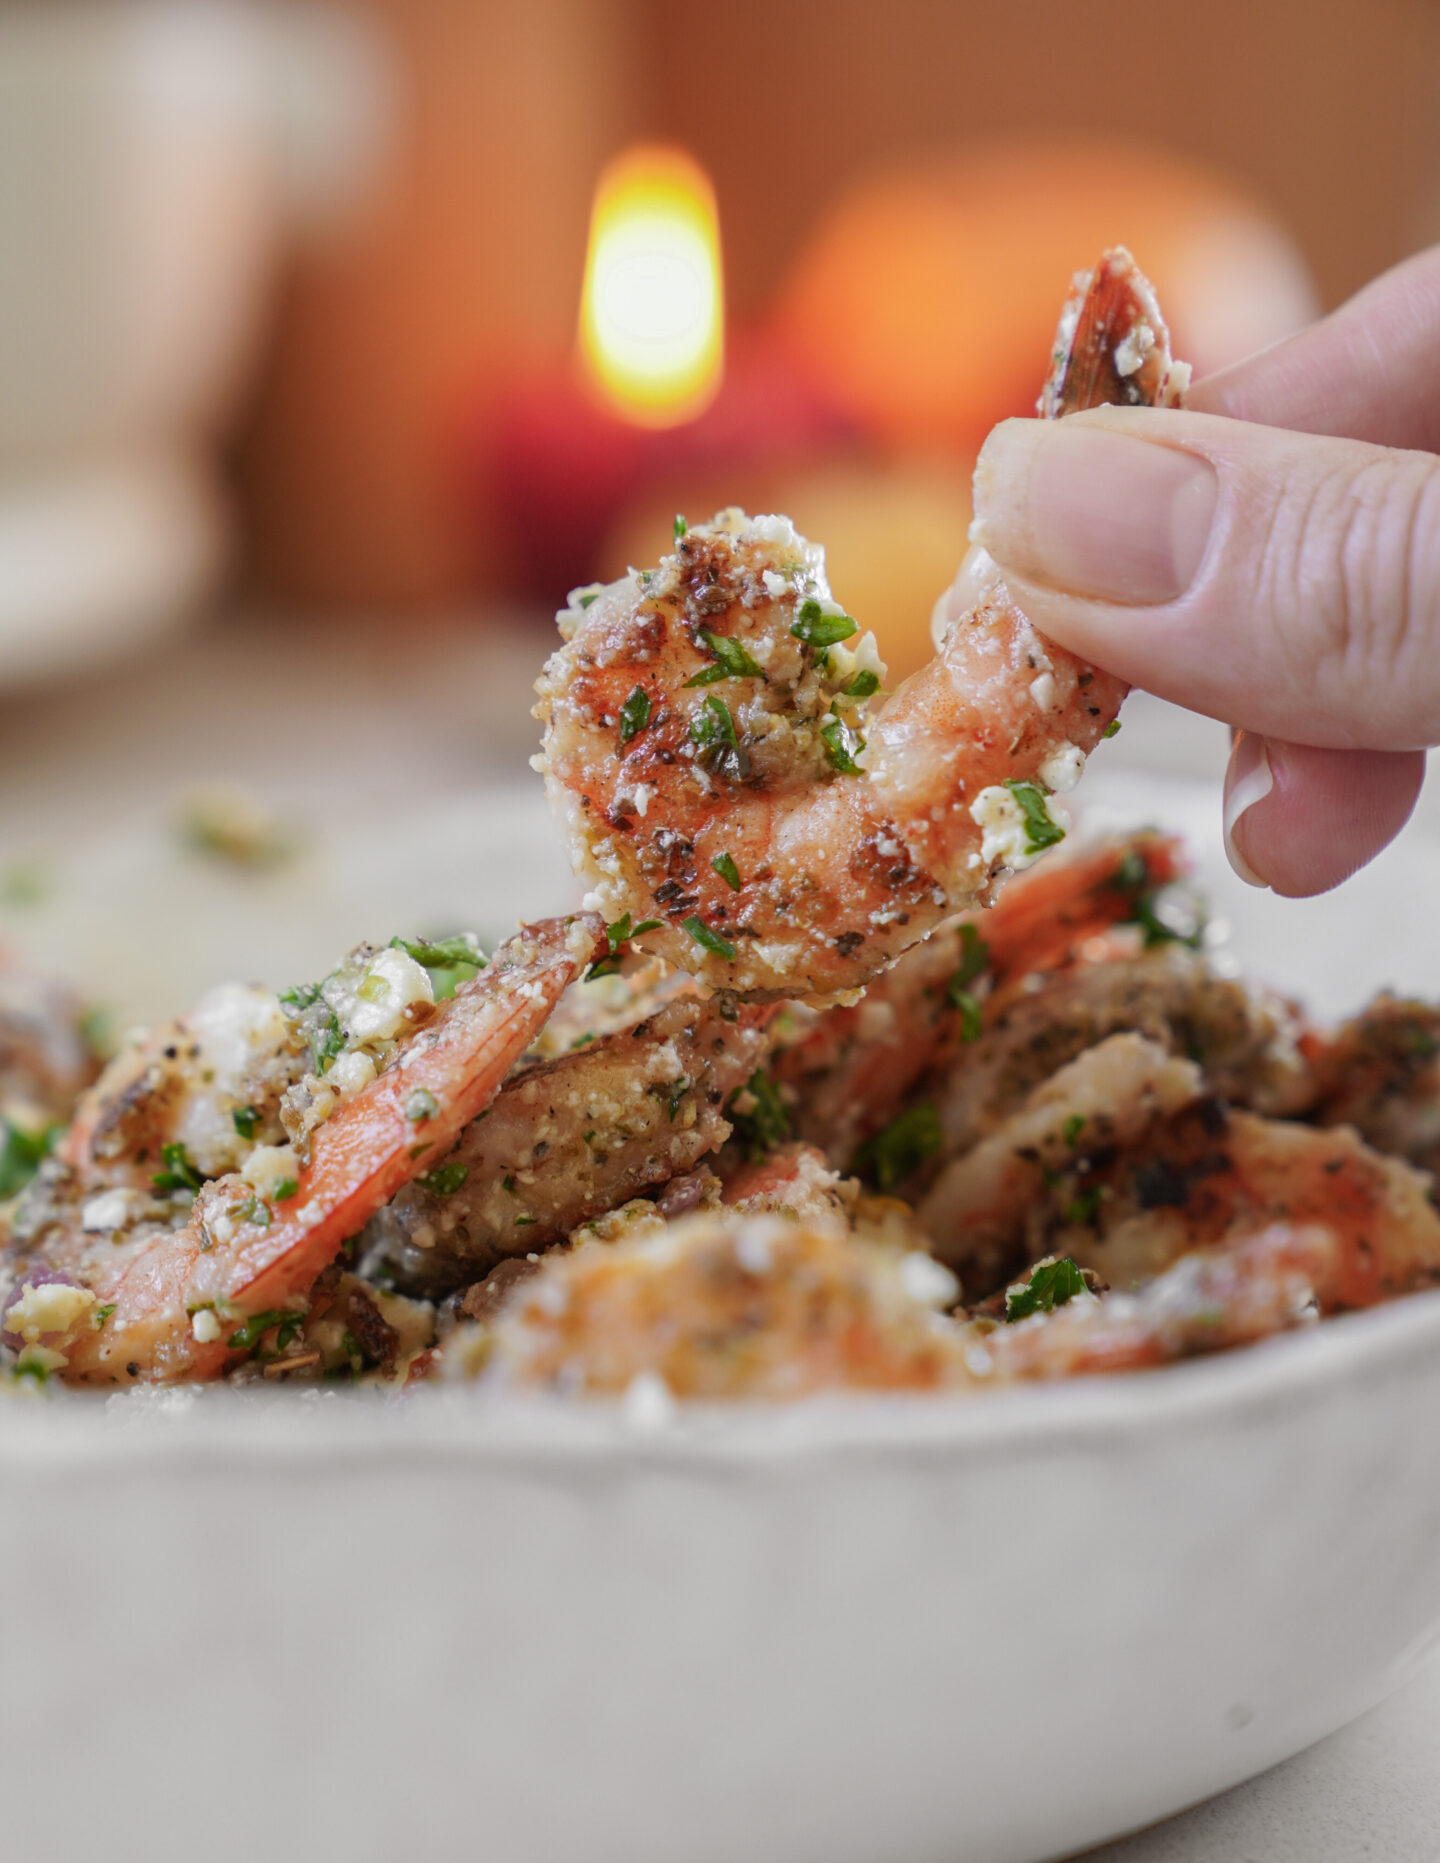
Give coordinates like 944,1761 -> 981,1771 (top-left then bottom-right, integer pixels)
2,1282 -> 1438,1474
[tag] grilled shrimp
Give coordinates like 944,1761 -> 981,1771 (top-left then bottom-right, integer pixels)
1311,996 -> 1440,1176
0,963 -> 100,1129
535,249 -> 1184,998
0,918 -> 602,1383
361,994 -> 773,1297
1019,1103 -> 1440,1310
483,1209 -> 969,1397
985,1224 -> 1334,1380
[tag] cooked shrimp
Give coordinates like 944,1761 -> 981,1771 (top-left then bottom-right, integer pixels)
535,249 -> 1182,998
985,1224 -> 1333,1380
0,963 -> 101,1130
1,917 -> 603,1384
1037,1104 -> 1440,1310
1311,995 -> 1440,1177
360,994 -> 773,1297
483,1209 -> 969,1397
919,1032 -> 1205,1279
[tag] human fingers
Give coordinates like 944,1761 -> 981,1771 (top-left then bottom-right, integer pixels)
969,404 -> 1440,751
1188,243 -> 1440,451
1222,734 -> 1424,896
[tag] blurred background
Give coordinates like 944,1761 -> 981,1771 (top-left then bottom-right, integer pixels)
2,0 -> 1439,1017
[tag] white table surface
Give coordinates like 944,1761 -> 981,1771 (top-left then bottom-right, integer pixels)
2,607 -> 1437,1862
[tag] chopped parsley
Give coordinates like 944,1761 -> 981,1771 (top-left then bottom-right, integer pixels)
405,1090 -> 439,1123
419,1161 -> 469,1197
649,1077 -> 690,1120
573,584 -> 604,609
727,1069 -> 790,1161
273,1178 -> 298,1202
1003,780 -> 1066,856
683,916 -> 736,962
1005,1257 -> 1089,1322
0,1118 -> 56,1201
151,1142 -> 204,1196
1063,1187 -> 1103,1224
1101,719 -> 1122,739
791,598 -> 857,651
674,513 -> 688,541
228,1309 -> 305,1353
712,850 -> 742,891
308,1005 -> 345,1076
947,924 -> 990,998
232,1106 -> 260,1142
853,1102 -> 941,1191
279,980 -> 322,1010
1063,1114 -> 1087,1150
684,630 -> 765,686
586,912 -> 662,979
619,686 -> 653,743
514,1215 -> 538,1228
820,712 -> 865,776
690,693 -> 737,751
225,1191 -> 272,1229
93,1303 -> 116,1330
843,669 -> 880,700
1113,849 -> 1207,950
951,991 -> 982,1042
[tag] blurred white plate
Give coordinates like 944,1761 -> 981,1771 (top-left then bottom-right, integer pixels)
1,745 -> 1439,1863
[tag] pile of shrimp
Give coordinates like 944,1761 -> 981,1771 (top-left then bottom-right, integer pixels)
5,247 -> 1440,1402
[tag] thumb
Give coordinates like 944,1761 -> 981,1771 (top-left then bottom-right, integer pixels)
970,404 -> 1440,751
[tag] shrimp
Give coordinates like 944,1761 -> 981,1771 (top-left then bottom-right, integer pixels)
359,994 -> 773,1297
1310,995 -> 1440,1177
482,1209 -> 969,1397
0,917 -> 603,1384
0,962 -> 101,1184
1018,1102 -> 1440,1311
535,248 -> 1183,998
984,1224 -> 1334,1380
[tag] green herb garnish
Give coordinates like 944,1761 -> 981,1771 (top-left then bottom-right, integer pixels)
951,991 -> 982,1042
1101,719 -> 1122,739
225,1192 -> 272,1230
727,1069 -> 790,1161
843,669 -> 880,700
419,1161 -> 469,1197
1005,1257 -> 1089,1321
683,916 -> 736,962
1063,1114 -> 1087,1150
820,712 -> 865,776
228,1309 -> 305,1353
0,1119 -> 56,1201
712,851 -> 742,891
1003,780 -> 1066,856
587,912 -> 662,979
273,1178 -> 298,1202
279,980 -> 322,1010
690,693 -> 737,751
649,1077 -> 690,1121
684,630 -> 766,686
947,924 -> 989,1000
151,1142 -> 204,1195
791,598 -> 857,651
853,1103 -> 941,1191
674,513 -> 688,541
93,1303 -> 117,1329
232,1107 -> 259,1142
620,686 -> 653,743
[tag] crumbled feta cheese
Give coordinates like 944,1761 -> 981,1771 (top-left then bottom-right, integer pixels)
970,785 -> 1041,871
761,568 -> 790,598
827,628 -> 888,691
735,1228 -> 773,1275
326,946 -> 434,1045
1114,320 -> 1155,379
6,1280 -> 96,1344
328,1049 -> 376,1099
1029,672 -> 1057,711
1038,743 -> 1086,794
899,1252 -> 960,1309
964,1342 -> 994,1379
191,1308 -> 222,1344
81,1188 -> 139,1234
241,1143 -> 300,1201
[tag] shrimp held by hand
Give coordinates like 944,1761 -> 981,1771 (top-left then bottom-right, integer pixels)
535,248 -> 1185,998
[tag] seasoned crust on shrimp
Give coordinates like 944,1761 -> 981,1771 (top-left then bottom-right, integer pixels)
1311,995 -> 1440,1176
361,995 -> 773,1297
483,1210 -> 969,1397
0,965 -> 100,1125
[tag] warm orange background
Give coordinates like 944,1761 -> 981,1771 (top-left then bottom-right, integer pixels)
233,0 -> 1440,608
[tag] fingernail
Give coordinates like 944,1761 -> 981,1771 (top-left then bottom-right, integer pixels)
1223,732 -> 1273,888
972,415 -> 1218,605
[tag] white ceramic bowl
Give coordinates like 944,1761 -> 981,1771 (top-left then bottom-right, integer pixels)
2,738 -> 1438,1863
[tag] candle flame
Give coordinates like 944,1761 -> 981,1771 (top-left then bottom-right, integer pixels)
579,144 -> 724,428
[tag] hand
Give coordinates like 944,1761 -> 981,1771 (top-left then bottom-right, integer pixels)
968,245 -> 1440,896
